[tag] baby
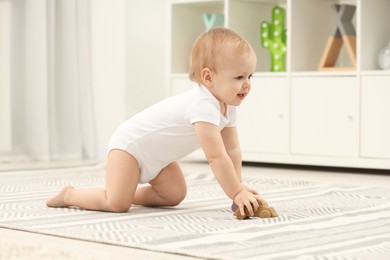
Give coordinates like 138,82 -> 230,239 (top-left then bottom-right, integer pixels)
47,27 -> 263,217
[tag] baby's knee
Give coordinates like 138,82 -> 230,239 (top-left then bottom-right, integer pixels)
168,185 -> 187,206
107,200 -> 132,213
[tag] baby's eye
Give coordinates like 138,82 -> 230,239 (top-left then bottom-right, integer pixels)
235,75 -> 253,80
236,76 -> 245,80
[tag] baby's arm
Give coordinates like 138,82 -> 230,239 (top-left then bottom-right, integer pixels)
221,126 -> 265,208
221,126 -> 242,182
194,122 -> 260,216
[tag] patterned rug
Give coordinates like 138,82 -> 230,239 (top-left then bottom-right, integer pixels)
1,164 -> 390,260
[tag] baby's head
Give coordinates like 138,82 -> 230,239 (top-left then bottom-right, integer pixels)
189,27 -> 255,85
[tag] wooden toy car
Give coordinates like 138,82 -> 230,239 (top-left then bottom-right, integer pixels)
234,205 -> 278,219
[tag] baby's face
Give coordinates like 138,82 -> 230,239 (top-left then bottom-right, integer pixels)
209,48 -> 257,107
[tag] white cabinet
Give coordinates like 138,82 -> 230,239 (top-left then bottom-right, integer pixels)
167,0 -> 390,169
291,76 -> 358,157
238,76 -> 289,154
361,76 -> 390,159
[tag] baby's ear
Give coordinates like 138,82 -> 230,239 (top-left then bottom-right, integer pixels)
200,68 -> 213,88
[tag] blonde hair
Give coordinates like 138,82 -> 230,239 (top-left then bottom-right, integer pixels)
189,27 -> 253,84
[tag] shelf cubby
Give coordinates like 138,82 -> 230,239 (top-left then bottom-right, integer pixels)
359,0 -> 390,71
170,0 -> 224,74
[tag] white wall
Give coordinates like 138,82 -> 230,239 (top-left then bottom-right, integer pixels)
125,1 -> 168,117
92,0 -> 126,158
0,1 -> 11,152
92,0 -> 167,159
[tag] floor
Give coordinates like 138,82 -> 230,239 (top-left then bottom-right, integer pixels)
1,159 -> 389,260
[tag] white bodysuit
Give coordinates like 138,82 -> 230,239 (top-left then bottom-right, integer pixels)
108,85 -> 237,183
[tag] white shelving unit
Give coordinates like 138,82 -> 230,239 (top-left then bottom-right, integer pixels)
167,0 -> 390,170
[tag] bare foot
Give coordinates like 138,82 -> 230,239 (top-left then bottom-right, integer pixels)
46,186 -> 74,207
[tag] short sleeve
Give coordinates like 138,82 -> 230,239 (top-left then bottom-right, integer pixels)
186,99 -> 220,127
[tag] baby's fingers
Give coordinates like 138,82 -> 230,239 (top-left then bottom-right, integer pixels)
250,196 -> 260,212
238,200 -> 251,216
243,197 -> 259,216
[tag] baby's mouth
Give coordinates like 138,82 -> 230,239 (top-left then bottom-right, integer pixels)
237,93 -> 246,99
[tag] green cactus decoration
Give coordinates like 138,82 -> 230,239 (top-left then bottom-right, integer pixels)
260,6 -> 287,72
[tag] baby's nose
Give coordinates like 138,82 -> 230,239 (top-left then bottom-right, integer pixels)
243,81 -> 251,89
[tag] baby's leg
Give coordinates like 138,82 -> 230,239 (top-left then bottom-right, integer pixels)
133,162 -> 187,207
46,149 -> 140,212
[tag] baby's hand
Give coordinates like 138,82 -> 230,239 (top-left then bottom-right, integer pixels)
243,185 -> 268,207
233,189 -> 262,217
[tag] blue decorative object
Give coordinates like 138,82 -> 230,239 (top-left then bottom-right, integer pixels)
202,13 -> 224,31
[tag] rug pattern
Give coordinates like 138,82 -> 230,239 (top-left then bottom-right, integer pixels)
1,165 -> 390,259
